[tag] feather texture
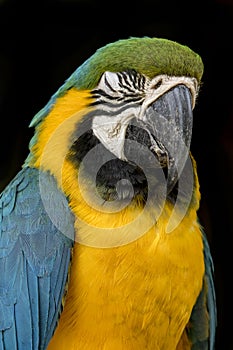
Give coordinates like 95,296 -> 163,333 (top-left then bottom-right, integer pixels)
0,168 -> 74,349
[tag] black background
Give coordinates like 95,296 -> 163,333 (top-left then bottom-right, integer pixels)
0,0 -> 233,348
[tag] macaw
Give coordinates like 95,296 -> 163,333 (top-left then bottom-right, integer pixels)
0,37 -> 216,349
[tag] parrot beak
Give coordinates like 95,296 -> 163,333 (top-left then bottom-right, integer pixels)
141,84 -> 193,194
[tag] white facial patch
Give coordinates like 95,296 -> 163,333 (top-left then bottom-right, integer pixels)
92,111 -> 138,160
92,71 -> 142,159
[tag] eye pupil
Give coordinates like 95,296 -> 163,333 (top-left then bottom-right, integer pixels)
152,79 -> 162,89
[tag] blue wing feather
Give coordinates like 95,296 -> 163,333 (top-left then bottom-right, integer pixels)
0,167 -> 74,350
202,232 -> 217,350
189,228 -> 217,350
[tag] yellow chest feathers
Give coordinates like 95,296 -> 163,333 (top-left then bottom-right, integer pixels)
30,88 -> 204,349
48,208 -> 204,350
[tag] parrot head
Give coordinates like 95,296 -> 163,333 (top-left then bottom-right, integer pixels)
28,37 -> 203,208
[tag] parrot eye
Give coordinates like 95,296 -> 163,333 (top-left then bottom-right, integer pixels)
151,79 -> 163,90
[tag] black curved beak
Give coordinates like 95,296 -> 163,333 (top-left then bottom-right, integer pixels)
144,84 -> 193,193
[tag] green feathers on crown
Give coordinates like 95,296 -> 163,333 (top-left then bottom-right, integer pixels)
29,37 -> 203,128
75,37 -> 204,90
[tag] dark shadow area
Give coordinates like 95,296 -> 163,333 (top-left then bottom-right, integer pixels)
0,0 -> 232,348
